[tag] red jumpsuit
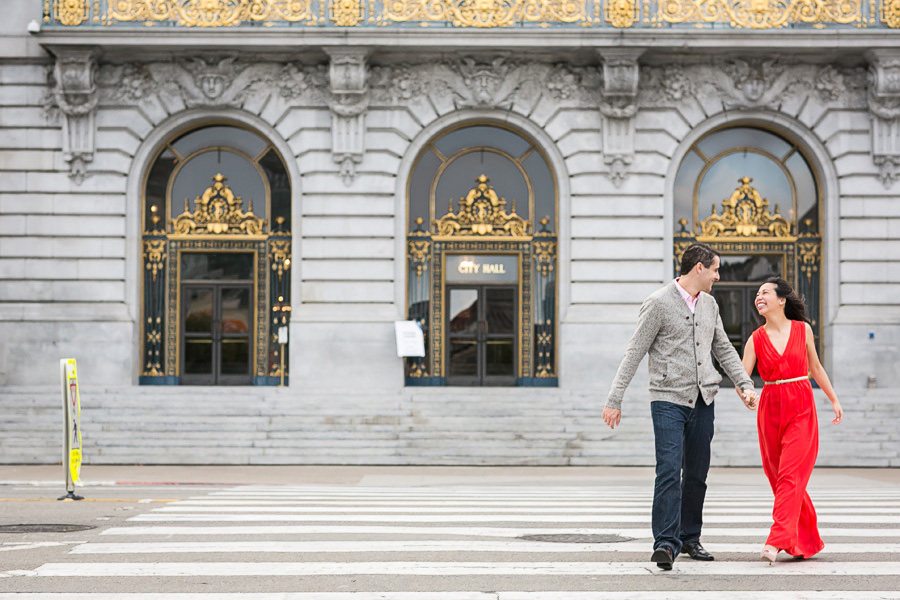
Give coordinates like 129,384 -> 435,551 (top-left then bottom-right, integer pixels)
753,319 -> 824,559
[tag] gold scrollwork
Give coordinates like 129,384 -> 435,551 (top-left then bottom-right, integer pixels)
435,174 -> 529,238
884,0 -> 900,26
55,0 -> 89,25
797,241 -> 821,281
171,173 -> 266,236
658,0 -> 861,28
673,239 -> 693,268
533,240 -> 557,277
105,0 -> 315,27
605,0 -> 638,26
696,176 -> 792,240
331,0 -> 364,25
407,361 -> 428,377
382,0 -> 585,27
270,239 -> 291,279
144,239 -> 167,281
408,239 -> 431,277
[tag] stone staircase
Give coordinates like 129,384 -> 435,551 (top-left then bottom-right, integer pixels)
1,385 -> 897,467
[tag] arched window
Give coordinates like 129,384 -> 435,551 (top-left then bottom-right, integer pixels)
673,125 -> 822,357
406,123 -> 558,387
141,124 -> 291,386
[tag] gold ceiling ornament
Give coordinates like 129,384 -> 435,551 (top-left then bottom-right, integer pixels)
696,176 -> 793,240
605,0 -> 638,27
331,0 -> 364,25
55,0 -> 89,25
171,173 -> 266,236
143,239 -> 167,282
658,0 -> 861,28
435,174 -> 529,238
382,0 -> 585,27
884,0 -> 900,27
105,0 -> 315,27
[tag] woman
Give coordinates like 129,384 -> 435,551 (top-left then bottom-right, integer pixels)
739,277 -> 843,564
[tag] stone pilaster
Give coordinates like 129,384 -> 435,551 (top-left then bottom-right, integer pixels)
598,49 -> 643,188
867,50 -> 900,188
49,47 -> 99,184
327,48 -> 369,186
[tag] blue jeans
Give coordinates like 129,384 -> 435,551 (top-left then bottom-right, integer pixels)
650,395 -> 715,557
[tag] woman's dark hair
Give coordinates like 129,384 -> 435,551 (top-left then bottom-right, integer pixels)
680,242 -> 720,276
759,277 -> 810,325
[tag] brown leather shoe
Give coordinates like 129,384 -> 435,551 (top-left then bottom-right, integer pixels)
651,546 -> 674,570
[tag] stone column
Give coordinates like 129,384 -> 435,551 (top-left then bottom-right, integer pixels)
48,46 -> 99,184
597,49 -> 643,188
866,50 -> 900,188
327,48 -> 369,186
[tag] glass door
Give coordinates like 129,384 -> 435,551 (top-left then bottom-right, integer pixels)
180,252 -> 254,385
182,284 -> 252,385
446,285 -> 516,386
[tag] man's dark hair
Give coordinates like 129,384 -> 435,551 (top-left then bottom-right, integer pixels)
680,242 -> 720,276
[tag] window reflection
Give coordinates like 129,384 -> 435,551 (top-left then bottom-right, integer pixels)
674,126 -> 818,235
408,124 -> 556,235
697,153 -> 792,224
172,150 -> 267,220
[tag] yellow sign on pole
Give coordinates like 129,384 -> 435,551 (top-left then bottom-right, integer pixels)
60,358 -> 84,501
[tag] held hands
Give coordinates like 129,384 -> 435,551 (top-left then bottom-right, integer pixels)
740,388 -> 758,411
602,406 -> 621,430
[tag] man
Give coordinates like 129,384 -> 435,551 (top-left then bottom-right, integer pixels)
603,242 -> 757,571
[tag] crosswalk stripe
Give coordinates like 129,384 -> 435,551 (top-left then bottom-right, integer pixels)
100,525 -> 900,538
3,594 -> 900,600
9,484 -> 900,598
26,560 -> 900,576
68,540 -> 900,554
130,511 -> 900,523
158,502 -> 900,514
177,499 -> 900,508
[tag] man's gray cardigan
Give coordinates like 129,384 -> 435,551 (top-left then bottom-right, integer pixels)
606,281 -> 754,410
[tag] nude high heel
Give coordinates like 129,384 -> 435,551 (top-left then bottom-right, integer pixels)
760,546 -> 779,565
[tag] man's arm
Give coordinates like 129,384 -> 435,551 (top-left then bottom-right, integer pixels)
711,312 -> 754,393
605,297 -> 663,412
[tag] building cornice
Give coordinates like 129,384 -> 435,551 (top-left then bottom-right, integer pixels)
39,29 -> 900,57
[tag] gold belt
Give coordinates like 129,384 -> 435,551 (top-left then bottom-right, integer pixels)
763,375 -> 810,385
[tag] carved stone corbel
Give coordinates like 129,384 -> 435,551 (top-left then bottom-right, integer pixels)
598,49 -> 643,188
866,50 -> 900,188
327,48 -> 369,186
49,47 -> 99,184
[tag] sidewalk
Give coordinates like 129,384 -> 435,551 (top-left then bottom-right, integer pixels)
1,464 -> 898,489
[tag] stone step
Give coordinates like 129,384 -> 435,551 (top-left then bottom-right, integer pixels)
2,385 -> 898,467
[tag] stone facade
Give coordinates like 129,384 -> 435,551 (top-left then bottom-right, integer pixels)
1,0 -> 899,464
